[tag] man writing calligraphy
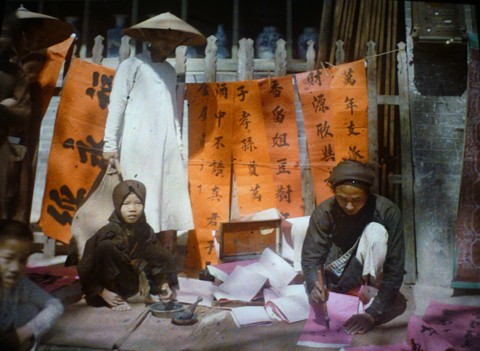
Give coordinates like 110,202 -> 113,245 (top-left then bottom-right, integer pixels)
302,159 -> 406,334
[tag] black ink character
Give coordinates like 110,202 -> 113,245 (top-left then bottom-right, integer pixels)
237,85 -> 249,101
85,71 -> 113,110
239,110 -> 252,130
47,185 -> 87,225
241,137 -> 257,152
269,79 -> 283,97
306,70 -> 322,86
272,105 -> 286,124
272,132 -> 290,148
345,96 -> 357,115
343,68 -> 356,86
250,184 -> 262,202
347,120 -> 360,136
276,158 -> 291,175
312,94 -> 329,113
316,120 -> 333,139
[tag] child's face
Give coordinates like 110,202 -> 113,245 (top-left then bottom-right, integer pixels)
120,192 -> 144,224
0,238 -> 32,289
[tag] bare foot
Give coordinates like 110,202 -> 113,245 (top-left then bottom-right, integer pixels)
112,301 -> 131,311
100,289 -> 131,311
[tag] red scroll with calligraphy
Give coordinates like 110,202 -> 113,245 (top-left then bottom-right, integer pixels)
39,59 -> 114,243
186,83 -> 234,268
258,76 -> 303,218
296,60 -> 368,204
232,80 -> 276,216
37,37 -> 74,117
187,81 -> 277,268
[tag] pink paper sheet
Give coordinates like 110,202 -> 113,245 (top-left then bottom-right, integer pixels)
297,292 -> 359,348
418,301 -> 480,351
407,315 -> 455,351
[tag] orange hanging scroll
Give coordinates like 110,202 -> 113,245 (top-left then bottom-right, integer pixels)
232,80 -> 276,216
39,59 -> 114,243
186,82 -> 235,268
296,67 -> 335,203
258,76 -> 303,218
296,60 -> 368,204
37,37 -> 75,117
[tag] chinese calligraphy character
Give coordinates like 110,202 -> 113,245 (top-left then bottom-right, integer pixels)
250,184 -> 262,202
343,68 -> 356,86
345,96 -> 357,115
216,83 -> 228,99
269,79 -> 283,97
239,111 -> 252,129
276,158 -> 291,175
198,83 -> 209,96
47,185 -> 86,225
321,144 -> 335,162
272,105 -> 286,124
208,186 -> 222,202
347,120 -> 360,135
420,325 -> 437,336
206,212 -> 220,227
198,106 -> 207,121
348,145 -> 365,160
209,160 -> 225,177
215,110 -> 226,128
248,161 -> 259,176
306,70 -> 322,86
312,94 -> 329,113
213,136 -> 225,149
237,85 -> 249,101
276,185 -> 292,203
85,71 -> 113,110
410,339 -> 425,351
63,136 -> 104,168
241,137 -> 257,152
316,120 -> 333,139
272,132 -> 290,148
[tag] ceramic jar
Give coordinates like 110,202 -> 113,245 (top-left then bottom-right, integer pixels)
255,26 -> 283,59
107,14 -> 128,58
215,24 -> 230,58
297,26 -> 319,59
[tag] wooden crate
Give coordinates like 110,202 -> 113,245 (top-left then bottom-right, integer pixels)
219,219 -> 282,261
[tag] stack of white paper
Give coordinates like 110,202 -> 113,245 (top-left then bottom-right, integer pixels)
265,291 -> 310,323
230,306 -> 273,328
212,266 -> 268,302
175,277 -> 214,307
244,247 -> 299,287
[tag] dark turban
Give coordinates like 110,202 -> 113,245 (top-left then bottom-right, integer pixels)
112,179 -> 147,214
327,160 -> 375,189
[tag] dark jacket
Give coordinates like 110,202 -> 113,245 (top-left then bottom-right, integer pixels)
301,193 -> 405,321
77,211 -> 174,300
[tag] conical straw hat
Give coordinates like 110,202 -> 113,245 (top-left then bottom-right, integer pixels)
123,12 -> 206,46
16,5 -> 73,51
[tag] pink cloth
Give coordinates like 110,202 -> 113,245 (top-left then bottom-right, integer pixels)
297,292 -> 359,348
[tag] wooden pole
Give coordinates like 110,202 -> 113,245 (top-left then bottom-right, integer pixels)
316,0 -> 334,67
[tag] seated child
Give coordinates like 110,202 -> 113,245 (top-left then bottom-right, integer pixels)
77,179 -> 176,311
0,220 -> 64,350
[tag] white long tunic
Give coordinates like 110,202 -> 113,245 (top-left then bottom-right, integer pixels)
103,52 -> 194,232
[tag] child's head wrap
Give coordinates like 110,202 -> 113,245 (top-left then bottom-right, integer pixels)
112,180 -> 147,213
